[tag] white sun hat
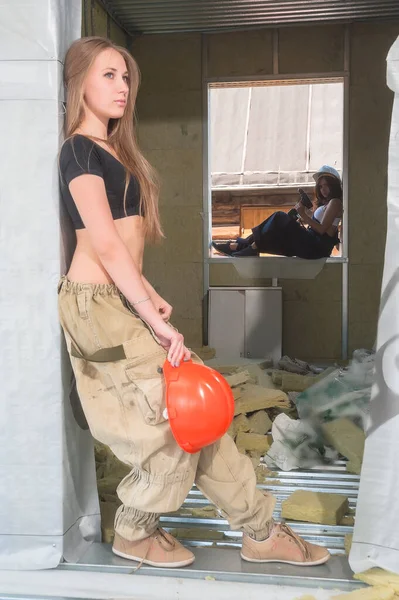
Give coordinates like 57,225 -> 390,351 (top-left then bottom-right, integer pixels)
312,165 -> 341,182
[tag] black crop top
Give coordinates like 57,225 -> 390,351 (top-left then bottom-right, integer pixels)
59,134 -> 142,229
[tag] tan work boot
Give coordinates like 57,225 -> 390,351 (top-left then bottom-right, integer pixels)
241,523 -> 330,566
112,528 -> 195,568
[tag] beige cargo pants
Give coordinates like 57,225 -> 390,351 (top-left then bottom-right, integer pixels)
58,277 -> 275,542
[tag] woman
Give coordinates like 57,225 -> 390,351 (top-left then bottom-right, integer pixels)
212,167 -> 343,258
58,36 -> 330,569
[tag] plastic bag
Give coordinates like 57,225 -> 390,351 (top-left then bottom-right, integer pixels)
295,349 -> 374,432
265,350 -> 374,471
265,413 -> 337,471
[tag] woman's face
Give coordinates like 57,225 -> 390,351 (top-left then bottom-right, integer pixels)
83,48 -> 129,122
318,177 -> 331,199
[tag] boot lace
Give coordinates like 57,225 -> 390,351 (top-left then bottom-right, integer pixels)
278,523 -> 312,561
129,528 -> 175,573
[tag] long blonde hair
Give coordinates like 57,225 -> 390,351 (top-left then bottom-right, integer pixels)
63,36 -> 163,242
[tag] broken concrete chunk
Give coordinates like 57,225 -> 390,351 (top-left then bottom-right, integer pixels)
272,367 -> 335,392
257,359 -> 274,370
213,365 -> 240,375
94,442 -> 109,464
233,386 -> 245,401
191,346 -> 216,360
346,460 -> 362,475
278,355 -> 310,375
254,464 -> 275,484
332,586 -> 396,600
237,364 -> 276,388
273,371 -> 318,392
248,410 -> 272,435
228,413 -> 252,439
272,371 -> 283,386
95,442 -> 131,479
281,490 -> 349,525
354,569 -> 399,593
96,464 -> 106,481
97,477 -> 124,498
344,533 -> 353,555
169,528 -> 225,541
234,385 -> 290,415
227,422 -> 236,439
238,365 -> 263,385
169,507 -> 193,517
225,370 -> 251,388
234,414 -> 251,433
340,512 -> 355,526
236,432 -> 271,454
322,418 -> 365,468
257,372 -> 277,389
100,501 -> 118,544
111,463 -> 131,480
190,505 -> 220,519
268,403 -> 298,421
247,451 -> 262,468
102,493 -> 120,506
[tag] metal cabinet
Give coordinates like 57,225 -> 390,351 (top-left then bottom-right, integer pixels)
208,287 -> 282,363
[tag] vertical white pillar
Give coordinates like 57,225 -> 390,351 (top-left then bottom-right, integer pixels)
350,35 -> 399,574
0,0 -> 100,569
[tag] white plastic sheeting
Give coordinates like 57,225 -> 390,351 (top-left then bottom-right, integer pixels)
0,0 -> 77,61
210,83 -> 343,187
0,0 -> 101,570
349,36 -> 399,575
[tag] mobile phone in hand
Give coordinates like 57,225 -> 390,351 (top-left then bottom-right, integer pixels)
298,188 -> 312,209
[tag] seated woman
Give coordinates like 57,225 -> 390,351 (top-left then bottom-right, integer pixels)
212,165 -> 343,259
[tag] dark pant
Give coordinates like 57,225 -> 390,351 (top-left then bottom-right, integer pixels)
250,211 -> 337,259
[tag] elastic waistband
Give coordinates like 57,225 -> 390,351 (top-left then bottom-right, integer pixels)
58,276 -> 119,296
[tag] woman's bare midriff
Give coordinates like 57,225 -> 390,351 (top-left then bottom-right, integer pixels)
67,215 -> 145,283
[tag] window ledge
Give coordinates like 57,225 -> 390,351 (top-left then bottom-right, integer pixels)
207,255 -> 347,280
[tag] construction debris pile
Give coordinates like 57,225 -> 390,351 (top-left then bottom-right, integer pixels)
223,358 -> 327,467
221,350 -> 372,476
94,348 -> 374,546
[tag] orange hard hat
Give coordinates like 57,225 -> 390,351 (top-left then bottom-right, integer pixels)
163,359 -> 234,454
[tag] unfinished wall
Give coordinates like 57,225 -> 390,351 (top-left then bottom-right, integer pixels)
348,23 -> 397,353
132,35 -> 204,346
81,0 -> 128,45
129,23 -> 397,359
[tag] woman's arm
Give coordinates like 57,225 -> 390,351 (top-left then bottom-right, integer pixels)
304,207 -> 313,219
142,275 -> 160,301
142,275 -> 173,321
296,198 -> 342,235
68,174 -> 188,364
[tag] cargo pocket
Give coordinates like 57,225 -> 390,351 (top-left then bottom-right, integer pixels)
124,335 -> 168,426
